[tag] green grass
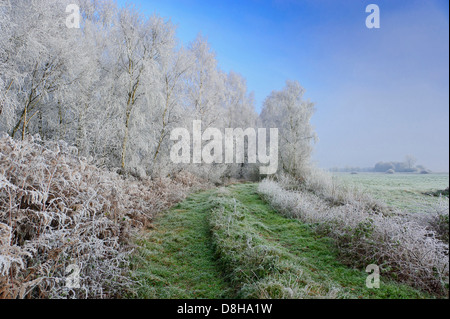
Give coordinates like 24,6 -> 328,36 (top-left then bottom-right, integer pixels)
334,172 -> 449,213
131,183 -> 431,299
130,189 -> 233,299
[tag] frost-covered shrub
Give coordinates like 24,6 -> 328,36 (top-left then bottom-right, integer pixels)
423,199 -> 449,244
258,179 -> 449,295
0,135 -> 204,298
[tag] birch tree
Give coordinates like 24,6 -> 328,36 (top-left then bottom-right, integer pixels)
260,80 -> 317,178
222,71 -> 259,179
151,43 -> 190,165
185,35 -> 226,128
0,0 -> 77,140
108,8 -> 175,171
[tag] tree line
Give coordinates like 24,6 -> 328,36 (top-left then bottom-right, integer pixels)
0,0 -> 316,182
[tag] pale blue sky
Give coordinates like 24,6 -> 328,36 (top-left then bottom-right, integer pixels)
117,0 -> 449,171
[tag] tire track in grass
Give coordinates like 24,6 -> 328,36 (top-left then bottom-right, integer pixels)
131,190 -> 233,299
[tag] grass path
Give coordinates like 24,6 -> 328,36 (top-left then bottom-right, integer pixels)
131,189 -> 233,298
131,183 -> 430,299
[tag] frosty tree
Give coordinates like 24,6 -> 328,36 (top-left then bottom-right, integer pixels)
0,0 -> 316,180
260,80 -> 317,178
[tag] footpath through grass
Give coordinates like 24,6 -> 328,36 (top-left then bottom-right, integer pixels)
131,183 -> 431,299
131,189 -> 232,298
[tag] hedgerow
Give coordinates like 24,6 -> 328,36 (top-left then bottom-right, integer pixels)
258,177 -> 449,296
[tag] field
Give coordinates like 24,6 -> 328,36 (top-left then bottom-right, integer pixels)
333,172 -> 449,213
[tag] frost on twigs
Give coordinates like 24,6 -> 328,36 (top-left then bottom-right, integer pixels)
0,136 -> 203,298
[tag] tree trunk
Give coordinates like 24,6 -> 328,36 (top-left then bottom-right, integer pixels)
121,109 -> 131,169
